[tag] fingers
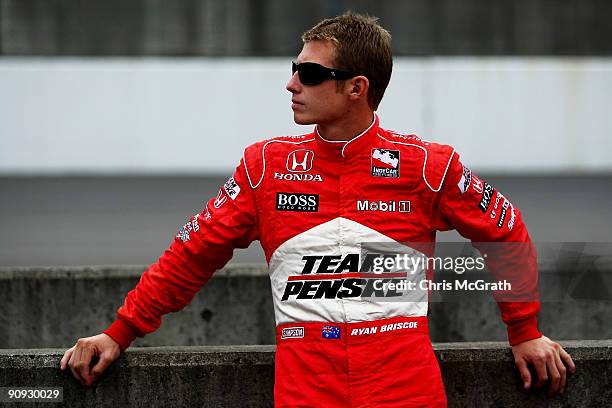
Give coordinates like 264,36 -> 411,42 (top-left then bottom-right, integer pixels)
533,355 -> 548,389
60,346 -> 74,370
515,358 -> 532,390
546,357 -> 562,396
90,351 -> 116,381
559,346 -> 576,374
554,351 -> 567,394
68,343 -> 86,385
67,339 -> 96,386
513,337 -> 576,397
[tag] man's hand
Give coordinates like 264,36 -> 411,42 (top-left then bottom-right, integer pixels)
512,335 -> 576,396
60,333 -> 121,386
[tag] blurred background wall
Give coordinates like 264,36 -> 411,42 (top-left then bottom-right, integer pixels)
1,0 -> 611,266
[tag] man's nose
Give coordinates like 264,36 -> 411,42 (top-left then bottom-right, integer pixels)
286,72 -> 301,93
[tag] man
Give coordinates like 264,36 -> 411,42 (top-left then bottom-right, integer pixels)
61,12 -> 575,407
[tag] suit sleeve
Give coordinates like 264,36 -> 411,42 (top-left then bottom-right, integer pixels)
432,153 -> 541,346
104,158 -> 259,350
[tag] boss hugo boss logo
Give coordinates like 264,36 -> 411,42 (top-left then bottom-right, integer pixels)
287,149 -> 314,172
478,182 -> 495,213
276,192 -> 319,212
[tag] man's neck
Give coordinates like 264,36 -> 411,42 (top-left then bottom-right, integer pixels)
317,111 -> 375,142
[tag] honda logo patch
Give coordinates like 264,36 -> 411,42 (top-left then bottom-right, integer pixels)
287,149 -> 314,173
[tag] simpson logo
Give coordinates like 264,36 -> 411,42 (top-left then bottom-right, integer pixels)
357,200 -> 410,213
276,192 -> 319,212
281,327 -> 305,339
223,177 -> 240,200
371,148 -> 400,178
457,165 -> 472,194
287,149 -> 314,172
478,183 -> 494,213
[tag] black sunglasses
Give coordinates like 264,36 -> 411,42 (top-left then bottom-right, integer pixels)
292,61 -> 358,86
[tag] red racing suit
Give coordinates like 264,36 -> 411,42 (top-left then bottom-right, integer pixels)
105,115 -> 541,407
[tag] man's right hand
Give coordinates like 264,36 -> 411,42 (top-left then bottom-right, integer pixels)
60,333 -> 121,386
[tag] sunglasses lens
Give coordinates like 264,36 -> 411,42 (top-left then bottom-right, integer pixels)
292,62 -> 326,85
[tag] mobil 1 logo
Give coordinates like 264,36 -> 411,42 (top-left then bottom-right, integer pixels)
276,192 -> 319,212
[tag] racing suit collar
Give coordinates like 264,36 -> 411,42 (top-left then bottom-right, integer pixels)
314,113 -> 379,159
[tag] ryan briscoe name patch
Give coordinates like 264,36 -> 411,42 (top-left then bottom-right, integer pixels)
276,192 -> 319,212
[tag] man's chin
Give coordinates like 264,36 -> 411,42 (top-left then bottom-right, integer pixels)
293,113 -> 316,126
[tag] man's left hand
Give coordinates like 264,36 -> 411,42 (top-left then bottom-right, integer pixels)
512,335 -> 576,396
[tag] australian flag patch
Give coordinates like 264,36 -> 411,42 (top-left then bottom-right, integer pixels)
322,325 -> 341,339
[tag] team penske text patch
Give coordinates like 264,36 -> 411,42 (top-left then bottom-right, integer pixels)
371,148 -> 400,178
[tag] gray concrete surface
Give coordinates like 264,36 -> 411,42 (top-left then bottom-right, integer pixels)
0,341 -> 610,407
1,264 -> 610,348
1,175 -> 611,267
2,0 -> 611,56
0,265 -> 276,349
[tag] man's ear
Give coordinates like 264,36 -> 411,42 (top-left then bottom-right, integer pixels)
347,76 -> 369,101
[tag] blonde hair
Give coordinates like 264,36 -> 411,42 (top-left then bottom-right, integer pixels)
302,11 -> 392,110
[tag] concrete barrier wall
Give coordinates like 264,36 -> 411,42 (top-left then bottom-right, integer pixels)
0,341 -> 610,407
1,265 -> 610,348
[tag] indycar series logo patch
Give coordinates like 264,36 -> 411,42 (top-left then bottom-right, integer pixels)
371,148 -> 400,178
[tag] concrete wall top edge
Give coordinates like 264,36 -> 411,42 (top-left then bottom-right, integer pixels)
2,260 -> 611,278
0,263 -> 269,279
1,341 -> 609,369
